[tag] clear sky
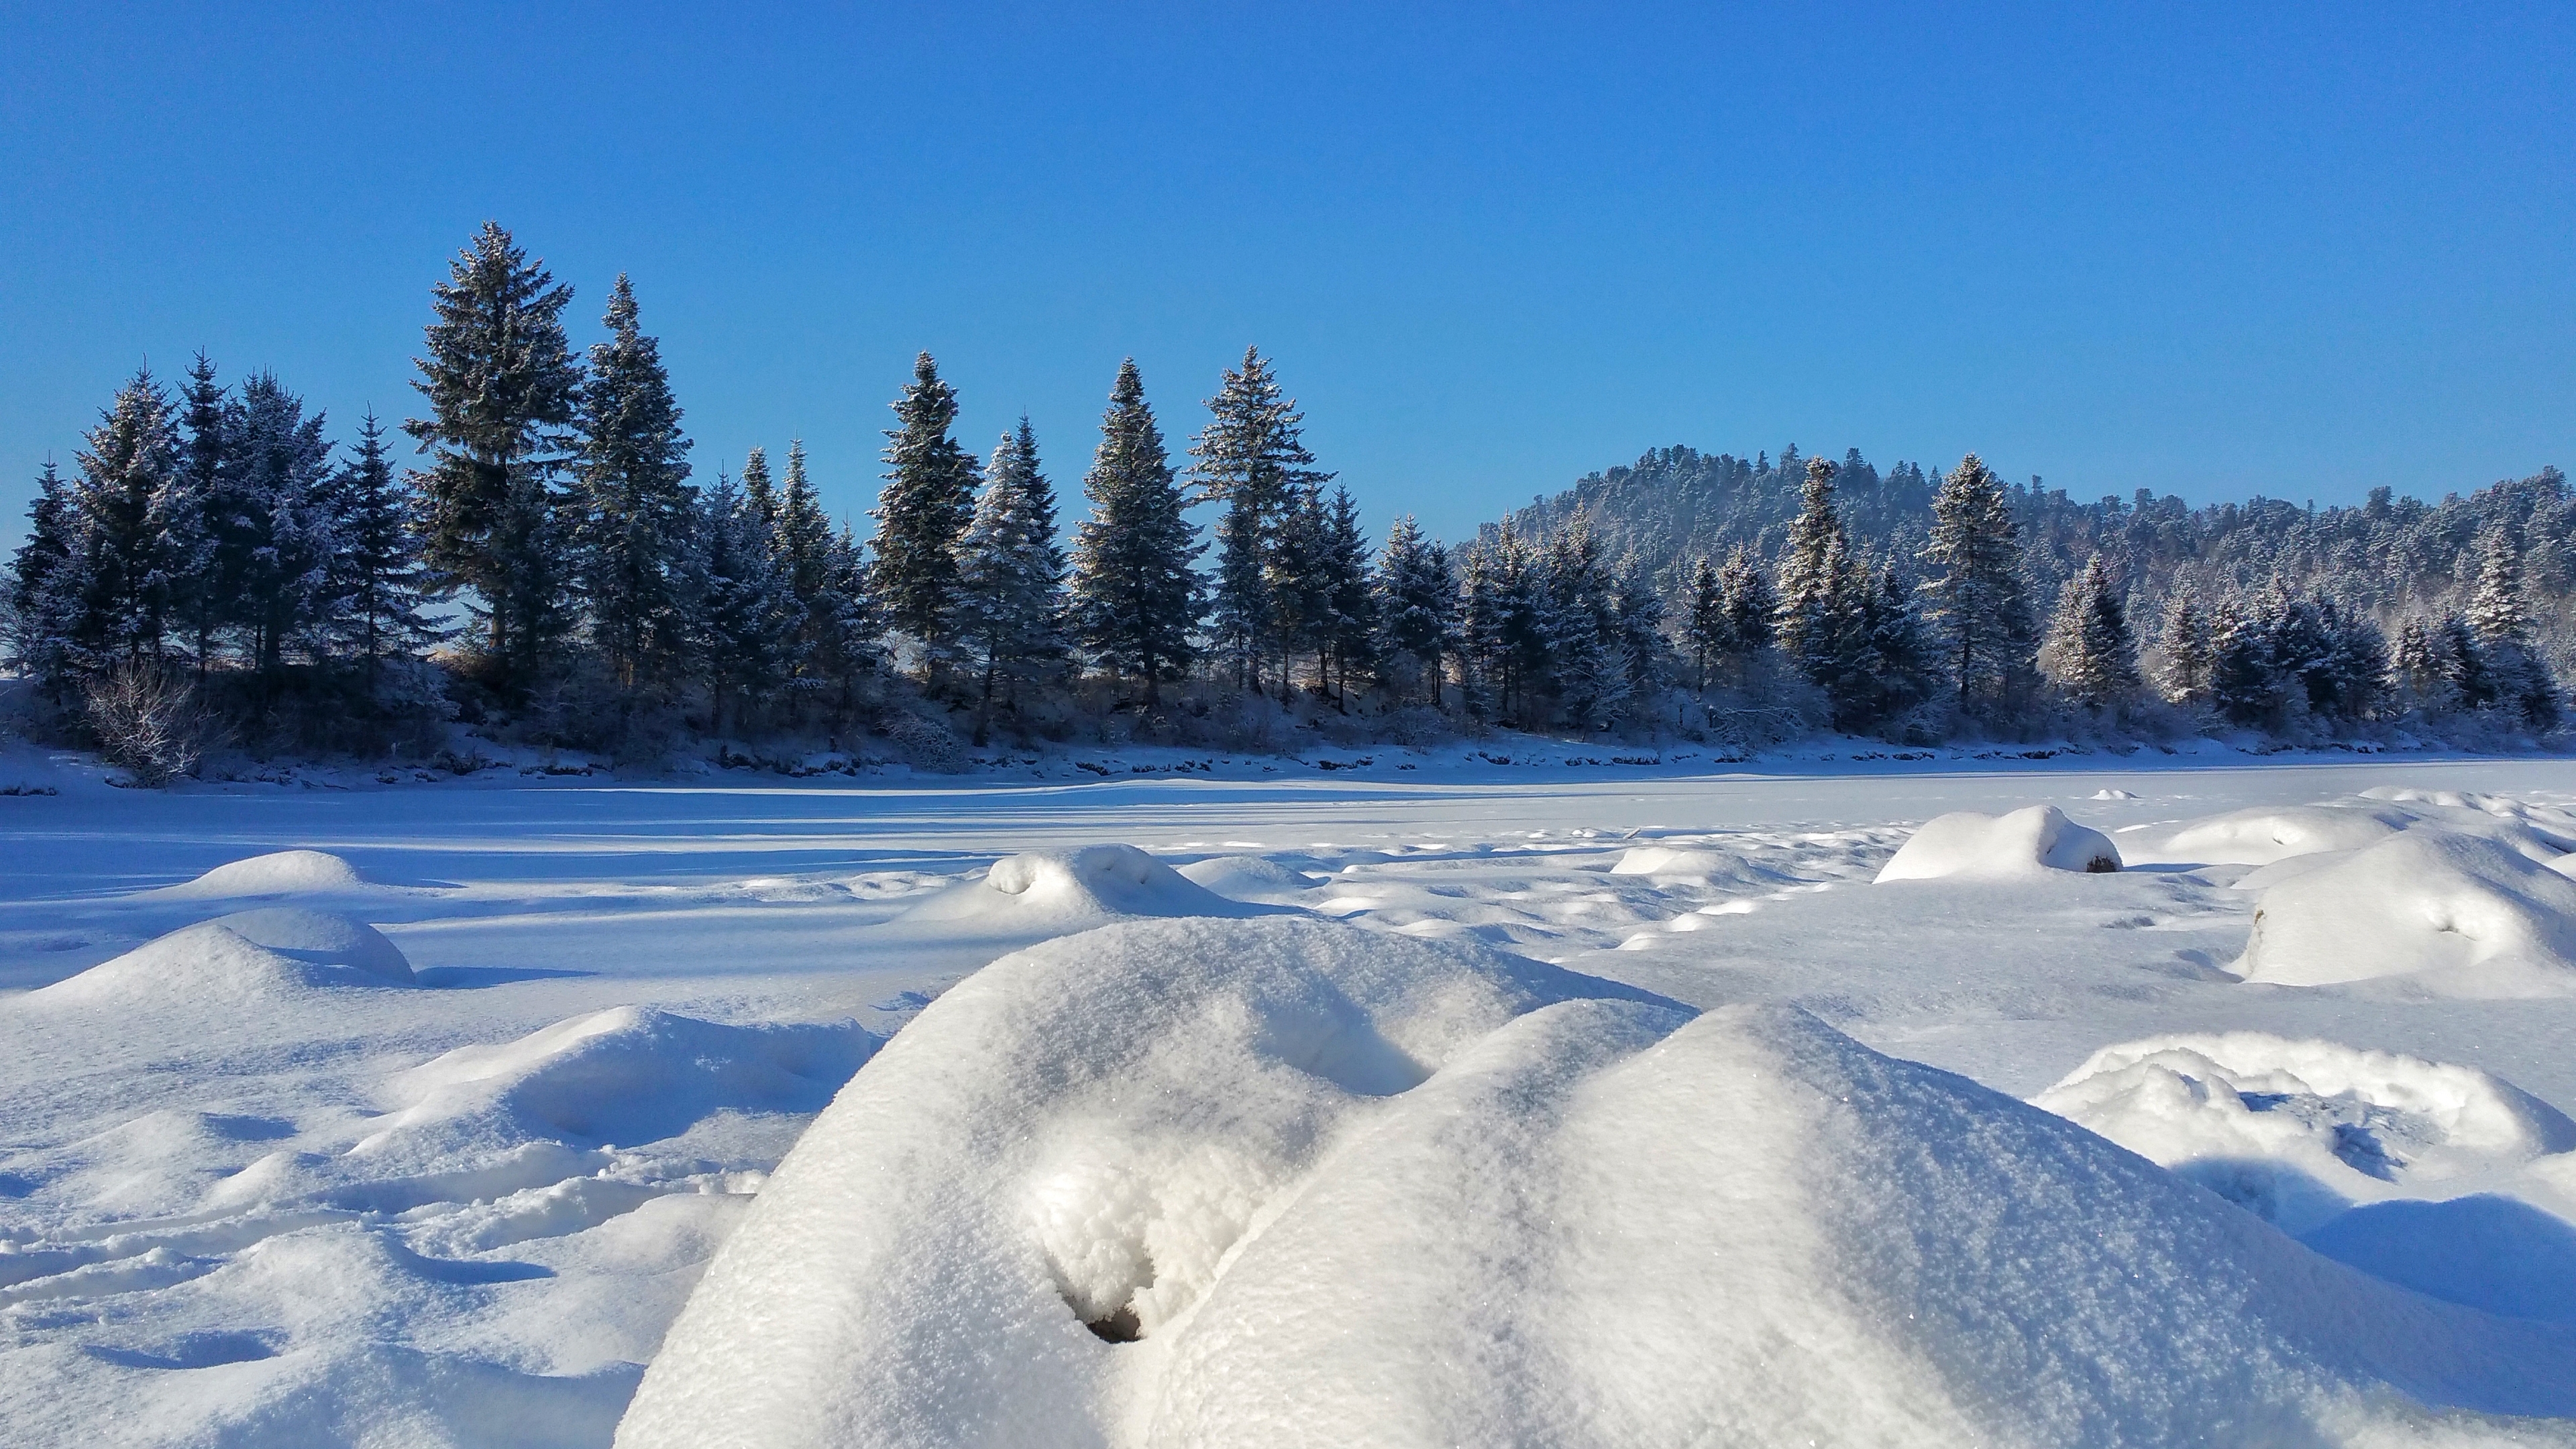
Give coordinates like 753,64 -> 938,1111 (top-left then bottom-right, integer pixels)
3,2 -> 2570,551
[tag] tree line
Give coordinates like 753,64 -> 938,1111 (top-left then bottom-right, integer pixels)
7,222 -> 2567,777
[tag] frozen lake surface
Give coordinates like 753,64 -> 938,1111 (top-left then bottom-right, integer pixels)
7,752 -> 2576,1445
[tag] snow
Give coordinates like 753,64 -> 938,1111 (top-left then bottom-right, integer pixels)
2236,831 -> 2576,993
9,755 -> 2576,1444
1872,803 -> 2121,881
152,847 -> 387,898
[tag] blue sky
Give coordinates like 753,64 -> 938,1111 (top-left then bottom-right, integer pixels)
3,3 -> 2570,549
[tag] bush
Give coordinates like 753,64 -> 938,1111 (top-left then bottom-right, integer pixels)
85,661 -> 221,786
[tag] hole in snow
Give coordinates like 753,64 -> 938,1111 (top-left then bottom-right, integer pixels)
1083,1303 -> 1143,1343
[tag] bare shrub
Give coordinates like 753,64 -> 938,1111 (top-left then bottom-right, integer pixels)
85,661 -> 220,786
883,710 -> 967,772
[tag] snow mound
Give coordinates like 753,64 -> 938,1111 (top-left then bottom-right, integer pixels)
2157,805 -> 2416,866
364,1006 -> 878,1159
154,849 -> 379,898
2237,830 -> 2576,994
1607,845 -> 1784,887
28,909 -> 415,1006
1874,805 -> 2120,882
2091,787 -> 2141,800
1177,855 -> 1323,902
2035,1032 -> 2576,1232
900,845 -> 1267,926
621,923 -> 2576,1448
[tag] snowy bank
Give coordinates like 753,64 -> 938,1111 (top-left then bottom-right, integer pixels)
1874,804 -> 2121,882
2236,831 -> 2576,994
621,917 -> 2576,1448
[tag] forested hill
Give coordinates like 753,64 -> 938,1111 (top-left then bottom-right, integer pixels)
1483,444 -> 2576,659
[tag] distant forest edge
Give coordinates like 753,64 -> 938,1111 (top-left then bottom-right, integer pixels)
3,222 -> 2568,782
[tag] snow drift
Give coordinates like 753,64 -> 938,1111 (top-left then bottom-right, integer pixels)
619,917 -> 2576,1448
2140,794 -> 2576,869
152,849 -> 384,898
1874,804 -> 2121,882
28,908 -> 416,1006
898,845 -> 1267,930
1175,855 -> 1324,903
2236,830 -> 2576,993
2036,1032 -> 2576,1231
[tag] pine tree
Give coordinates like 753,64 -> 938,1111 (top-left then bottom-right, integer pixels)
1774,455 -> 1847,680
775,439 -> 835,708
692,470 -> 792,737
1542,517 -> 1629,732
2155,586 -> 2214,706
1068,360 -> 1201,704
2389,616 -> 2454,714
1319,486 -> 1378,704
1374,515 -> 1456,708
163,353 -> 231,671
405,222 -> 583,687
1860,556 -> 1936,728
2467,530 -> 2561,727
869,353 -> 979,674
573,274 -> 696,692
70,368 -> 184,667
1715,546 -> 1775,688
2208,596 -> 2280,727
1613,549 -> 1667,707
955,418 -> 1068,745
226,372 -> 339,676
2043,553 -> 2139,708
334,411 -> 440,690
741,445 -> 777,533
1189,347 -> 1330,694
1920,452 -> 2035,720
1683,555 -> 1723,696
7,460 -> 80,698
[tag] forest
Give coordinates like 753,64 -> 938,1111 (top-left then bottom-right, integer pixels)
5,223 -> 2567,782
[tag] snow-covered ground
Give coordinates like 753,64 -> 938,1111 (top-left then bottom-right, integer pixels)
7,751 -> 2576,1444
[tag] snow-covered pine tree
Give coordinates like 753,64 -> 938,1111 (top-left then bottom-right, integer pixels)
2042,553 -> 2139,708
1268,481 -> 1333,694
573,274 -> 696,693
1452,539 -> 1501,720
870,353 -> 980,677
775,439 -> 835,710
812,520 -> 885,723
333,411 -> 441,690
1774,456 -> 1846,682
1682,555 -> 1723,696
1859,555 -> 1935,729
2388,616 -> 2455,714
405,222 -> 583,688
1919,453 -> 2036,721
1068,360 -> 1202,704
741,445 -> 777,533
6,460 -> 80,699
1715,545 -> 1774,688
226,373 -> 340,676
2468,529 -> 2561,727
955,418 -> 1068,745
2154,586 -> 2213,706
163,353 -> 231,672
1373,515 -> 1456,708
1613,548 -> 1666,708
2208,596 -> 2280,728
1320,486 -> 1379,706
2436,615 -> 2493,712
692,469 -> 792,738
71,368 -> 184,667
1541,518 -> 1629,733
1189,347 -> 1331,695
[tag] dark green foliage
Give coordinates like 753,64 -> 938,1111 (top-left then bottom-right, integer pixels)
573,274 -> 696,692
870,354 -> 980,669
1069,360 -> 1201,702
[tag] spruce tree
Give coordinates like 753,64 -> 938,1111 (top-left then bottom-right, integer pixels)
741,445 -> 777,532
1613,549 -> 1667,706
2043,553 -> 2139,708
1542,518 -> 1629,732
2389,616 -> 2454,714
1920,453 -> 2035,720
1189,347 -> 1330,694
1068,360 -> 1201,704
2155,586 -> 2214,705
1860,557 -> 1936,728
7,460 -> 79,698
1374,515 -> 1456,708
1715,546 -> 1775,688
2468,531 -> 2561,727
164,353 -> 231,671
1774,456 -> 1851,686
1683,555 -> 1723,696
692,470 -> 792,737
955,418 -> 1068,745
573,274 -> 696,692
775,439 -> 835,708
405,222 -> 583,687
71,368 -> 183,666
335,411 -> 440,690
1319,486 -> 1379,704
869,353 -> 980,674
227,372 -> 339,676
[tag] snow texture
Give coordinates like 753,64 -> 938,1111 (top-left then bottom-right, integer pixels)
1874,804 -> 2122,881
30,908 -> 417,1005
2237,831 -> 2576,994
